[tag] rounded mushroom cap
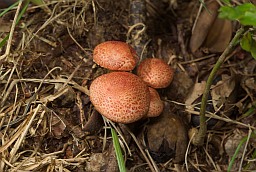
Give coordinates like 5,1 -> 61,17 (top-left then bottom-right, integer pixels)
147,87 -> 164,117
137,58 -> 174,88
93,41 -> 139,71
90,72 -> 150,123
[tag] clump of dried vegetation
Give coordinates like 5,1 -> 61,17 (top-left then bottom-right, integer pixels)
0,0 -> 255,171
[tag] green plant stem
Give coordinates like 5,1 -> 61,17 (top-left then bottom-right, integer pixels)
193,27 -> 245,146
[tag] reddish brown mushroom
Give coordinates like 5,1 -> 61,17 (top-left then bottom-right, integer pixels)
93,41 -> 139,71
90,72 -> 150,123
137,58 -> 174,88
147,87 -> 164,118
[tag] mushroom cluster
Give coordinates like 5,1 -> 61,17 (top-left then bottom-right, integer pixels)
89,41 -> 174,123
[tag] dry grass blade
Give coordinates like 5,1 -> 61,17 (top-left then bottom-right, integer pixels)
24,4 -> 72,49
1,78 -> 89,98
186,109 -> 256,130
0,105 -> 40,153
171,99 -> 256,129
9,105 -> 41,163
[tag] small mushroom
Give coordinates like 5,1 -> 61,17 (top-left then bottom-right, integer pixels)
137,58 -> 174,88
147,87 -> 164,118
90,72 -> 150,123
93,41 -> 139,71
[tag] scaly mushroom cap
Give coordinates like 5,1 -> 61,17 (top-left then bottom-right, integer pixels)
90,72 -> 150,123
147,87 -> 164,117
137,58 -> 174,88
93,41 -> 138,71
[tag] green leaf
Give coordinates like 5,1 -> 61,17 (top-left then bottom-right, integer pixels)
219,3 -> 256,26
219,6 -> 238,20
240,32 -> 256,60
251,48 -> 256,60
239,12 -> 256,26
251,41 -> 256,60
240,32 -> 252,51
0,35 -> 9,48
235,3 -> 256,14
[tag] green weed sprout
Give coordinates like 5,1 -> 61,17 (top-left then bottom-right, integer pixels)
111,128 -> 126,172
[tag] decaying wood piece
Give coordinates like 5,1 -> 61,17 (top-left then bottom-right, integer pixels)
128,0 -> 149,61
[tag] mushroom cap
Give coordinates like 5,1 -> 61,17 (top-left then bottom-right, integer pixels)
137,58 -> 174,88
147,87 -> 164,117
93,41 -> 139,71
90,72 -> 150,123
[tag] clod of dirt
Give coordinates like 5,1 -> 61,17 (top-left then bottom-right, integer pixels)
85,153 -> 106,172
0,18 -> 11,32
145,102 -> 188,163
